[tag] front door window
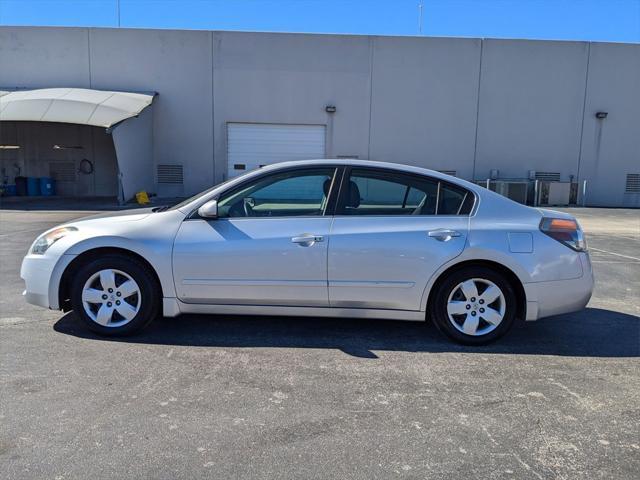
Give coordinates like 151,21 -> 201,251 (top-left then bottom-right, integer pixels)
217,168 -> 337,218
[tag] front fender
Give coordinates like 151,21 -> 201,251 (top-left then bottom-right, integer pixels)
49,235 -> 177,309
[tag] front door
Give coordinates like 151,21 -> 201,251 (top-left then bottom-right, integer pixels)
328,167 -> 472,311
173,167 -> 338,306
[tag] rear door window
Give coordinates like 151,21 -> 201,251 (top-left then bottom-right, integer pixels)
338,168 -> 474,216
341,169 -> 439,216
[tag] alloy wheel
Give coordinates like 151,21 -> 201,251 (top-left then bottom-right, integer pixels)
446,278 -> 506,336
81,269 -> 141,327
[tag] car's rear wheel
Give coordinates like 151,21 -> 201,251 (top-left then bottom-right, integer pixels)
70,255 -> 160,336
430,266 -> 517,345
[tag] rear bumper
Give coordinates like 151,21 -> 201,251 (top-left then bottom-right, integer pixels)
524,252 -> 594,320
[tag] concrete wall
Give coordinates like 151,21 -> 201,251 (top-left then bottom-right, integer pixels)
0,28 -> 91,88
369,36 -> 481,179
89,28 -> 214,194
213,31 -> 372,183
112,106 -> 154,201
578,42 -> 640,207
1,26 -> 638,206
475,39 -> 589,181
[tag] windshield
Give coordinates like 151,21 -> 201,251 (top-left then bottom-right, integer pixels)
167,177 -> 237,211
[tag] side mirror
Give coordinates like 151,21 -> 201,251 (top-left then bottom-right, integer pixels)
198,199 -> 218,219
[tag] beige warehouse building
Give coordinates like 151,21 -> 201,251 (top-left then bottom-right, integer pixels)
0,25 -> 638,206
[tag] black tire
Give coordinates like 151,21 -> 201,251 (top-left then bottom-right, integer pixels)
70,254 -> 160,336
429,266 -> 517,345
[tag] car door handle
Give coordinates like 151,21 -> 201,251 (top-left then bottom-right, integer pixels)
428,229 -> 461,241
291,234 -> 324,246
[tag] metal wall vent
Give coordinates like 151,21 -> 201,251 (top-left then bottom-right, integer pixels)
157,164 -> 184,184
49,162 -> 76,182
438,170 -> 457,177
625,173 -> 640,193
535,172 -> 561,182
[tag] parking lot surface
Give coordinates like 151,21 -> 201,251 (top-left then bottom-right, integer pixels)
1,206 -> 638,479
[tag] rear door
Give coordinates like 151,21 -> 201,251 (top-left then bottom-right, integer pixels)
328,167 -> 473,311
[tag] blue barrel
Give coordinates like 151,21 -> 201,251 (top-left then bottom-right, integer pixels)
3,184 -> 17,196
15,176 -> 27,196
39,177 -> 55,196
27,177 -> 40,196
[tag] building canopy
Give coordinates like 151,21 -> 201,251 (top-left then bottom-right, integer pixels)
0,88 -> 156,203
0,88 -> 154,128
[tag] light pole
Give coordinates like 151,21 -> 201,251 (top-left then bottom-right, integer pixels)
116,0 -> 121,28
418,0 -> 424,35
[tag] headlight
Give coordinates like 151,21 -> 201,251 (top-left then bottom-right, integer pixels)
31,227 -> 78,255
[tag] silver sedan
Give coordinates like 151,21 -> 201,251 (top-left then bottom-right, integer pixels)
21,159 -> 593,344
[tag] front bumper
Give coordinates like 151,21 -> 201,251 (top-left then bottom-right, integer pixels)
21,253 -> 75,310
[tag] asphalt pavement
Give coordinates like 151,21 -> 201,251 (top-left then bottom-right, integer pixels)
1,206 -> 638,479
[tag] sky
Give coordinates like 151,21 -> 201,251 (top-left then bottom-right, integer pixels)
0,0 -> 638,43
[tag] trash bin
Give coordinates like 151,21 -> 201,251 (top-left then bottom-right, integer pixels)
39,177 -> 55,196
27,177 -> 40,196
15,176 -> 27,196
2,184 -> 17,196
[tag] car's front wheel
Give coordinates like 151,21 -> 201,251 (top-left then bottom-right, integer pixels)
70,255 -> 160,336
430,266 -> 517,345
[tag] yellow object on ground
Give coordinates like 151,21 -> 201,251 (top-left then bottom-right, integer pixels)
135,191 -> 150,204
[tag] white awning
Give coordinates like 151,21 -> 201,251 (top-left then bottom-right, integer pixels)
0,88 -> 155,128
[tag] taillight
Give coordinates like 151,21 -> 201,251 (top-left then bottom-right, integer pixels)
540,217 -> 587,252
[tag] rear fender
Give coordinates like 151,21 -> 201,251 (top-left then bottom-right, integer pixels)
419,246 -> 533,312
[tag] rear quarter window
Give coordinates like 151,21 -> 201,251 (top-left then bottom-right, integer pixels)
438,182 -> 475,215
337,167 -> 474,217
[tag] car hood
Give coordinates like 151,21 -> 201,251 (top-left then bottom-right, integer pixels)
70,207 -> 155,225
28,206 -> 187,259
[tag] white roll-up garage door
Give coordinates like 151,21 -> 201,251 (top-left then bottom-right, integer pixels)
227,123 -> 326,178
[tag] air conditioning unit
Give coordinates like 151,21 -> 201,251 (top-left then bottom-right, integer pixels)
537,181 -> 571,206
476,180 -> 529,204
500,181 -> 529,204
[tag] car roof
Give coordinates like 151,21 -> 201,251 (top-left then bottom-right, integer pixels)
259,158 -> 476,187
258,159 -> 533,215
